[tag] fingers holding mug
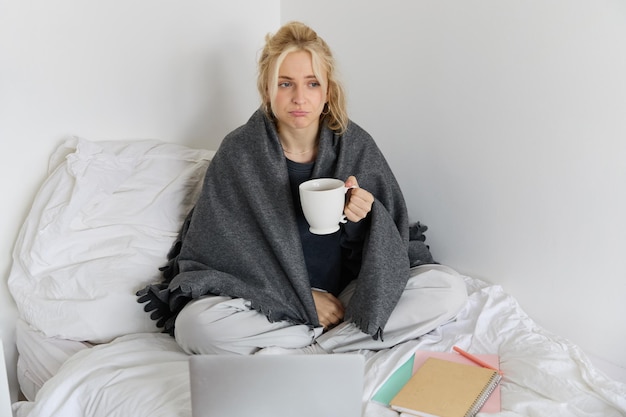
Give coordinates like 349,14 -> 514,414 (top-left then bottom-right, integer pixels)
344,176 -> 373,222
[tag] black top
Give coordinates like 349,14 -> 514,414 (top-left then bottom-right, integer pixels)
286,158 -> 365,296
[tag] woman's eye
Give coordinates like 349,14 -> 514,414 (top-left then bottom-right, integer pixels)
279,82 -> 291,88
309,81 -> 320,87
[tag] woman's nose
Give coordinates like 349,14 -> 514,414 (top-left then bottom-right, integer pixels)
292,86 -> 305,104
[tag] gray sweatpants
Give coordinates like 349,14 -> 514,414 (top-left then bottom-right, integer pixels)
174,264 -> 468,355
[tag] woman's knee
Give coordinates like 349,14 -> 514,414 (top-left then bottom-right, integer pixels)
404,265 -> 468,315
443,273 -> 469,315
174,296 -> 237,354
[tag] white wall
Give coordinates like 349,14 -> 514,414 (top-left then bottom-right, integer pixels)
282,0 -> 626,371
0,0 -> 279,401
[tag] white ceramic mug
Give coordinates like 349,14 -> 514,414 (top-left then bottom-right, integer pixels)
299,178 -> 351,235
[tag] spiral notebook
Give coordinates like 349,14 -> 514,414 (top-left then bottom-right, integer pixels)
389,357 -> 502,417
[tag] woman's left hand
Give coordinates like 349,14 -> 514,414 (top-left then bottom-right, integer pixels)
344,176 -> 374,222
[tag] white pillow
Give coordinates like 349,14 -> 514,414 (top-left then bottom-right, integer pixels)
8,136 -> 214,343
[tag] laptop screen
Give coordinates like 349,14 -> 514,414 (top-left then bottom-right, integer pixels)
189,354 -> 365,417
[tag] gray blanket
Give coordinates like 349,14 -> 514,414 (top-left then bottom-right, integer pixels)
138,109 -> 417,339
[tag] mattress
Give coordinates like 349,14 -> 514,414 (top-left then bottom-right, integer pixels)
15,319 -> 91,401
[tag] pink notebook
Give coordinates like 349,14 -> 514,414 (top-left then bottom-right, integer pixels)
411,350 -> 501,413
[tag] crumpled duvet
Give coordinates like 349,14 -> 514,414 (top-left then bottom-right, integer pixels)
14,270 -> 626,417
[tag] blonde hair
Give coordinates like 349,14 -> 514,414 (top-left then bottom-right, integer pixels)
257,21 -> 348,134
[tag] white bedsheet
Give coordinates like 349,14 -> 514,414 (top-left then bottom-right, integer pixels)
15,319 -> 92,401
13,274 -> 626,417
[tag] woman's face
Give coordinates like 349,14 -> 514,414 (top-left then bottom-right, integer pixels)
271,50 -> 328,137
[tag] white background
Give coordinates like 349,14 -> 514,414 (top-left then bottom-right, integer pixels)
2,0 -> 625,402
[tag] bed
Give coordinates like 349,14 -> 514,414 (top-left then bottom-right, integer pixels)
7,137 -> 626,417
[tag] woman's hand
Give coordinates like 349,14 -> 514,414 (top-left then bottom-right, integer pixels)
344,176 -> 374,222
311,290 -> 345,330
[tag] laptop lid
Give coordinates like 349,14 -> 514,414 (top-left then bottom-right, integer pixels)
189,354 -> 365,417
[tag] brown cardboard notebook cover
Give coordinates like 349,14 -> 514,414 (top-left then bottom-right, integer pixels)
390,357 -> 502,417
412,350 -> 501,413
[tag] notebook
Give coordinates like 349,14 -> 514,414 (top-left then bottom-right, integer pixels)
389,357 -> 502,417
372,350 -> 501,413
189,354 -> 365,417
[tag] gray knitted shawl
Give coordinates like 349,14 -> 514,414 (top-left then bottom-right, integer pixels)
167,109 -> 410,338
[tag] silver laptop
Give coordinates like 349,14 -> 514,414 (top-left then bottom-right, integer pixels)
189,354 -> 365,417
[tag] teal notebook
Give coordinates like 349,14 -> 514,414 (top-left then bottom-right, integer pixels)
371,354 -> 415,405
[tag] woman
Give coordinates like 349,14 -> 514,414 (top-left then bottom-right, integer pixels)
138,21 -> 467,355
